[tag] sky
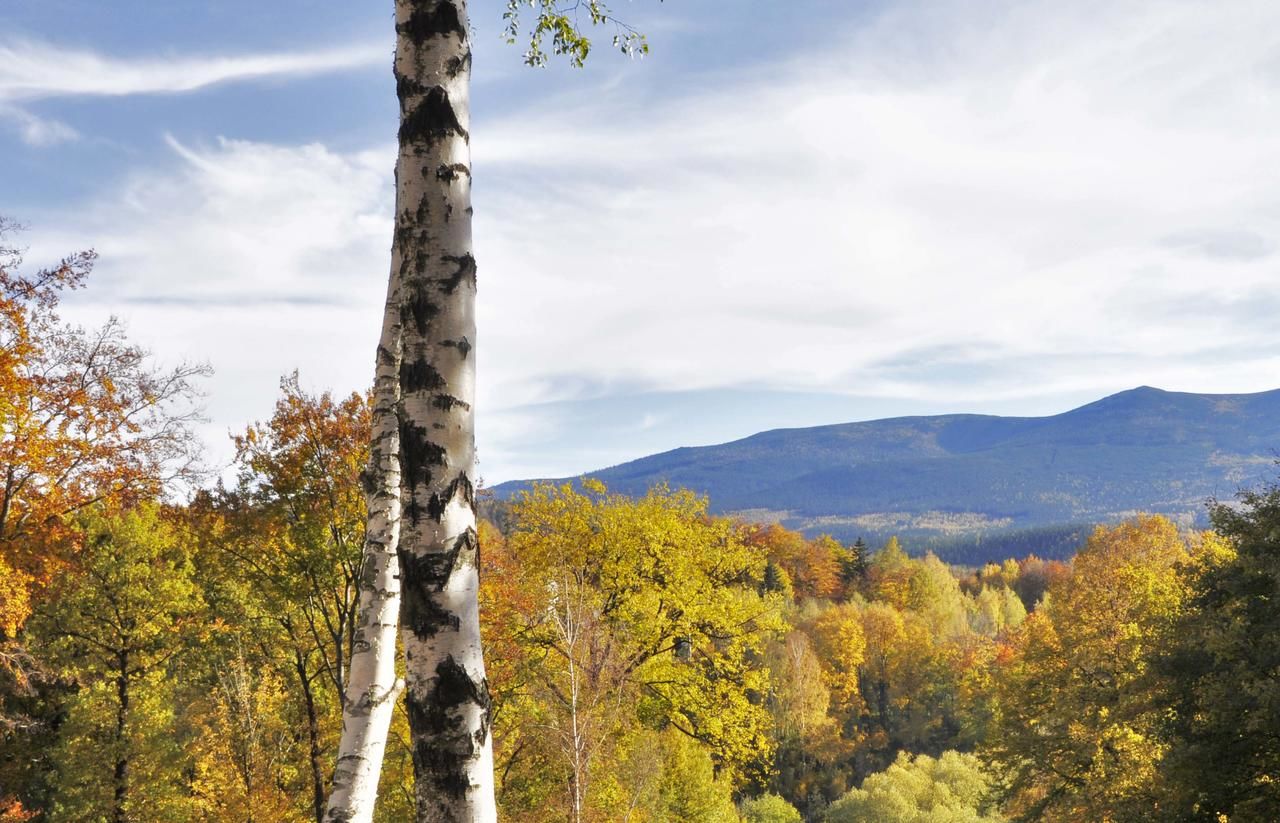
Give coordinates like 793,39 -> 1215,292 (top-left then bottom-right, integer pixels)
4,0 -> 1280,486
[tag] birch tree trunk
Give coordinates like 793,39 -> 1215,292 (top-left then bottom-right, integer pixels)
390,1 -> 494,821
325,285 -> 406,822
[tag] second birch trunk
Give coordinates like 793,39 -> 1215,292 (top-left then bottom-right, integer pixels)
325,284 -> 406,823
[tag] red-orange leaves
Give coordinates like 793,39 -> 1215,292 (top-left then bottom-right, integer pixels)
0,219 -> 206,633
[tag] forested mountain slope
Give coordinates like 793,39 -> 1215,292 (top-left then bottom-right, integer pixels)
494,387 -> 1280,560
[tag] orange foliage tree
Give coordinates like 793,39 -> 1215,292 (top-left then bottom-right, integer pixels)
741,523 -> 844,601
0,218 -> 206,633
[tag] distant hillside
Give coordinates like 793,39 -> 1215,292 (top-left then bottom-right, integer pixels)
492,387 -> 1280,562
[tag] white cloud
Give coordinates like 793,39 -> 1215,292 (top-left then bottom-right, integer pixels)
0,39 -> 387,102
27,0 -> 1280,481
0,103 -> 78,146
472,0 -> 1280,416
40,137 -> 394,474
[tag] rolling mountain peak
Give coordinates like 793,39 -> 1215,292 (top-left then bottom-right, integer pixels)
493,386 -> 1280,562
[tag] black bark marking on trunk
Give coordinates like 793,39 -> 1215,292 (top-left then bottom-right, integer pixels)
446,50 -> 472,78
398,527 -> 476,638
400,356 -> 446,394
400,553 -> 461,638
434,163 -> 471,182
404,655 -> 492,801
399,86 -> 469,145
441,254 -> 477,294
402,531 -> 471,587
399,417 -> 446,524
376,344 -> 397,367
394,227 -> 415,280
401,282 -> 439,335
396,1 -> 466,45
432,394 -> 471,412
395,199 -> 431,259
396,74 -> 426,103
426,473 -> 474,523
359,461 -> 378,496
403,589 -> 460,639
441,337 -> 472,359
357,548 -> 381,596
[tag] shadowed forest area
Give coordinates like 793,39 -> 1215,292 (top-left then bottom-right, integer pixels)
4,238 -> 1280,822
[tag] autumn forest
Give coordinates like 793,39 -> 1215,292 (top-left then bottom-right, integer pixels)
4,225 -> 1280,823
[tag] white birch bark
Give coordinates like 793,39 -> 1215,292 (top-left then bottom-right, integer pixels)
390,2 -> 495,821
325,277 -> 406,823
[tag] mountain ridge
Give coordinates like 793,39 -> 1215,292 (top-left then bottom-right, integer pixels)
491,386 -> 1280,561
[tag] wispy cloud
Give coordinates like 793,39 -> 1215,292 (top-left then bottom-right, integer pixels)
0,37 -> 387,148
0,39 -> 387,102
0,102 -> 77,145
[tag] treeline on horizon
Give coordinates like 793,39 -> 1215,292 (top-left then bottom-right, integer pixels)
892,522 -> 1100,567
5,230 -> 1280,823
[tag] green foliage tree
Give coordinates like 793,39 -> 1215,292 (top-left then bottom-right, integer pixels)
867,537 -> 913,609
824,750 -> 1004,823
764,627 -> 847,813
643,729 -> 739,823
968,586 -> 1024,639
36,505 -> 203,823
907,554 -> 969,639
839,538 -> 869,589
0,219 -> 205,820
740,793 -> 803,823
181,637 -> 313,822
856,600 -> 957,770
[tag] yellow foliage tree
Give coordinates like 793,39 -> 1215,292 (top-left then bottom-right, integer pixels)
492,482 -> 782,820
804,604 -> 867,717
